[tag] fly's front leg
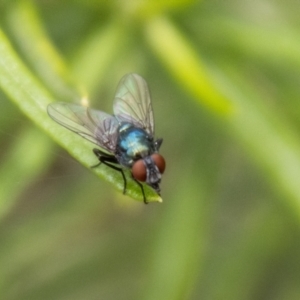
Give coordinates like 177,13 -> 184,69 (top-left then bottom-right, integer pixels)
130,173 -> 147,204
136,180 -> 147,204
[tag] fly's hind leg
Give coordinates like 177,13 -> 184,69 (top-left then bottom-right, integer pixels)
92,148 -> 127,195
91,148 -> 113,168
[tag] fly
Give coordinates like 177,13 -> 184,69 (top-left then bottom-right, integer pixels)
47,73 -> 165,203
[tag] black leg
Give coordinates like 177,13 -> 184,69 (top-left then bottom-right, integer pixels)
92,148 -> 127,195
92,148 -> 148,203
91,148 -> 117,168
93,148 -> 114,158
132,177 -> 147,204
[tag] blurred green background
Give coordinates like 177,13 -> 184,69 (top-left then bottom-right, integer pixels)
1,0 -> 300,299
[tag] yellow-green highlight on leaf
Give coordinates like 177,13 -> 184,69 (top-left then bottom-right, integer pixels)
5,0 -> 83,101
123,0 -> 197,20
0,28 -> 160,203
145,16 -> 234,116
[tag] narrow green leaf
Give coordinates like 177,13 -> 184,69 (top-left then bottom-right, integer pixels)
0,28 -> 161,203
5,0 -> 82,101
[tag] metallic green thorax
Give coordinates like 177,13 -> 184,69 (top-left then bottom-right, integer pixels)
116,123 -> 154,167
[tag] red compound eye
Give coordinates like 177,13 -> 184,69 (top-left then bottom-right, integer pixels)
132,160 -> 147,182
151,153 -> 166,174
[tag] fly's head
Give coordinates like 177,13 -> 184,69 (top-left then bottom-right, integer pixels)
131,154 -> 165,194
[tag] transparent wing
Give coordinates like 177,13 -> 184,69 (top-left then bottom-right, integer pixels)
113,73 -> 154,135
47,102 -> 119,153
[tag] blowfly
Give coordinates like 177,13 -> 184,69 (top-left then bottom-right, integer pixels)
47,73 -> 165,203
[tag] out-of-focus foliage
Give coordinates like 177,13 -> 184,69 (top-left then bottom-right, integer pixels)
1,0 -> 300,299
